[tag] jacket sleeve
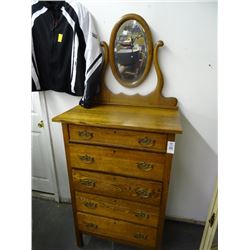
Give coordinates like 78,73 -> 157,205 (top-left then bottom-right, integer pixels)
78,7 -> 103,108
31,0 -> 42,91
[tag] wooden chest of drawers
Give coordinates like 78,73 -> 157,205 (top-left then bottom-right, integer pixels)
53,104 -> 182,250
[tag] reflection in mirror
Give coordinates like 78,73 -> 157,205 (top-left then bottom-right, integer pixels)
114,20 -> 147,85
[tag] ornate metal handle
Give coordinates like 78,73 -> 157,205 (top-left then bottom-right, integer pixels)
135,188 -> 152,198
79,154 -> 94,164
135,210 -> 149,219
138,137 -> 155,147
83,200 -> 97,209
136,162 -> 154,171
85,223 -> 98,229
79,179 -> 96,188
134,232 -> 148,240
78,130 -> 93,140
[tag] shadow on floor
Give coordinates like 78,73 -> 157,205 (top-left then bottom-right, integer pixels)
32,197 -> 204,250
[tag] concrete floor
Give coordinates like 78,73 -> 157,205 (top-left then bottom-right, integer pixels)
32,197 -> 204,250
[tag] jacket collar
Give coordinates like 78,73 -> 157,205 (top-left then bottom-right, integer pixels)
42,1 -> 65,10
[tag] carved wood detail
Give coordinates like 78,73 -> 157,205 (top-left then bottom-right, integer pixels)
96,41 -> 178,109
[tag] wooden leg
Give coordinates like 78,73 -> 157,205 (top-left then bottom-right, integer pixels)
76,230 -> 84,247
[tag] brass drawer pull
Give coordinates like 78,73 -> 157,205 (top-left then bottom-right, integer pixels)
138,137 -> 155,147
79,154 -> 94,164
135,210 -> 149,219
137,162 -> 154,171
79,179 -> 96,188
83,200 -> 97,209
134,232 -> 148,240
135,188 -> 152,198
85,223 -> 98,230
78,130 -> 93,140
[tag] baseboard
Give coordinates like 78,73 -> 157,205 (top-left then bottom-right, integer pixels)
59,197 -> 71,203
32,191 -> 56,201
166,215 -> 205,226
32,191 -> 72,203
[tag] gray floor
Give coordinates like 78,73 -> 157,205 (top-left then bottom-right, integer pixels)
32,197 -> 204,250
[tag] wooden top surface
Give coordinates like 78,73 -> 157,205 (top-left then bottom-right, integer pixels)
52,104 -> 182,134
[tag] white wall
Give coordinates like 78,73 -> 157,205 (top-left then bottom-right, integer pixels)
46,0 -> 217,222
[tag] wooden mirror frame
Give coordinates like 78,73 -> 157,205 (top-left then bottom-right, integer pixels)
109,13 -> 153,88
96,13 -> 178,109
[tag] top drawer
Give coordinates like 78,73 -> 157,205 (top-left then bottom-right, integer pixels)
69,125 -> 167,152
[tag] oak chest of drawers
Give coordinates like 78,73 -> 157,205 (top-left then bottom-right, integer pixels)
53,104 -> 182,249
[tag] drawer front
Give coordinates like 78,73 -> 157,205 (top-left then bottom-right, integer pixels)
77,212 -> 157,248
69,124 -> 167,152
72,169 -> 162,205
69,144 -> 165,181
75,191 -> 160,227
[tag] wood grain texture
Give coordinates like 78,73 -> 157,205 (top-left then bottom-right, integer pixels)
52,104 -> 182,134
53,121 -> 181,250
156,134 -> 176,249
77,212 -> 157,248
61,124 -> 83,247
72,169 -> 162,206
69,124 -> 168,152
75,191 -> 160,227
69,143 -> 166,181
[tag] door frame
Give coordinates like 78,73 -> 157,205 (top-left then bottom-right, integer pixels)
199,178 -> 218,250
33,92 -> 59,202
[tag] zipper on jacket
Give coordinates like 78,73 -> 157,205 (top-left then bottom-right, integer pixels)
50,13 -> 57,88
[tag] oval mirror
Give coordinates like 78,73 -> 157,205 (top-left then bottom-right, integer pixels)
109,14 -> 153,88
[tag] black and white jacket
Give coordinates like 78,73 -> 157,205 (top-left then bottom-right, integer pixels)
32,0 -> 103,108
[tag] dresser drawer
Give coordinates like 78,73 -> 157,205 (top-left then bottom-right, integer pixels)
69,124 -> 167,152
75,191 -> 160,227
69,144 -> 166,181
72,169 -> 162,205
77,212 -> 157,248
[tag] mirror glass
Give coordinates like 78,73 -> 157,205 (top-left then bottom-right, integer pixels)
114,20 -> 147,85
